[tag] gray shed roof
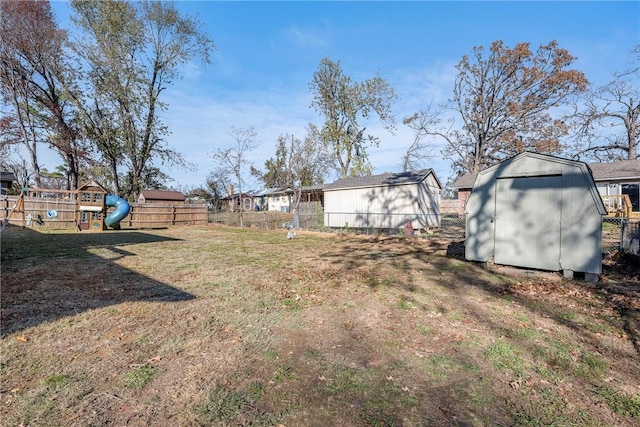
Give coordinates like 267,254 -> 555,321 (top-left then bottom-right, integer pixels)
324,169 -> 440,191
452,158 -> 640,189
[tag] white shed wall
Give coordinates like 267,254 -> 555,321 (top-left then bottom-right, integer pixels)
324,174 -> 440,229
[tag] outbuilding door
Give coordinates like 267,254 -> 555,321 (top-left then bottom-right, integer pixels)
494,176 -> 562,271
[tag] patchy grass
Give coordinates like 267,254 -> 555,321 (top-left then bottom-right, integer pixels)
123,365 -> 156,389
1,224 -> 639,426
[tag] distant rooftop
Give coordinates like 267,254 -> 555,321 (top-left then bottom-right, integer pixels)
139,189 -> 185,201
451,158 -> 640,189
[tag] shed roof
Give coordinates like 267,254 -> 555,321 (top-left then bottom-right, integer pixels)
452,158 -> 640,190
324,169 -> 440,191
139,189 -> 185,201
469,152 -> 606,215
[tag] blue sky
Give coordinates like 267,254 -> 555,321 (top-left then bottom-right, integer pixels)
45,1 -> 639,191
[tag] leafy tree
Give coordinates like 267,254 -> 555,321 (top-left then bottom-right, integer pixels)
431,40 -> 588,176
253,123 -> 331,209
0,0 -> 86,190
68,0 -> 214,199
309,57 -> 396,178
211,126 -> 257,223
572,44 -> 639,161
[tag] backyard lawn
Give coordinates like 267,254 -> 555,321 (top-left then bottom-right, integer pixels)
1,224 -> 639,426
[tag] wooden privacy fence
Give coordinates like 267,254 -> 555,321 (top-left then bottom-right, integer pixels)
123,203 -> 208,228
1,195 -> 208,229
1,195 -> 76,229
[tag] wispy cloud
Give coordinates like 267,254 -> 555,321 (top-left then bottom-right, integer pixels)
282,24 -> 330,49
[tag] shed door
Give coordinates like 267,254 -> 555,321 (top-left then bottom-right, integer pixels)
494,176 -> 562,271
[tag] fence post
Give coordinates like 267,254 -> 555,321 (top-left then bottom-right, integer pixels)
366,212 -> 369,235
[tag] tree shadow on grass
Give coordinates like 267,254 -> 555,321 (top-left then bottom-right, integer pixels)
0,225 -> 195,337
320,235 -> 640,357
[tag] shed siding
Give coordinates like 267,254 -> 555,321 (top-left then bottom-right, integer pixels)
465,153 -> 605,275
324,174 -> 440,229
494,176 -> 562,270
559,166 -> 604,273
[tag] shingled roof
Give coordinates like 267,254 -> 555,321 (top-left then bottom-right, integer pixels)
324,169 -> 440,191
451,159 -> 640,190
139,189 -> 185,201
587,159 -> 640,181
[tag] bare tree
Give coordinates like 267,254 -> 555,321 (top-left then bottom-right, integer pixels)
254,123 -> 331,210
572,45 -> 639,161
205,167 -> 232,214
400,105 -> 450,172
211,126 -> 257,226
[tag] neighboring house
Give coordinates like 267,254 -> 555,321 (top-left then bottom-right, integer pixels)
452,158 -> 640,217
220,192 -> 254,212
254,188 -> 294,212
138,189 -> 186,204
589,160 -> 640,217
465,152 -> 606,280
323,169 -> 441,230
254,185 -> 325,213
1,172 -> 16,195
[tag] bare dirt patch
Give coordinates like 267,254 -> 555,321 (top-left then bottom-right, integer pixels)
1,225 -> 639,426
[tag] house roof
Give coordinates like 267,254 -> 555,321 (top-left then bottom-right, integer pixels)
254,185 -> 324,196
139,189 -> 185,201
587,159 -> 640,181
254,187 -> 294,197
324,169 -> 440,191
220,191 -> 254,200
451,158 -> 640,190
1,172 -> 17,181
300,184 -> 325,192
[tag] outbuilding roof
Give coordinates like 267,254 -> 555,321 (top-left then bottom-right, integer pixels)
139,189 -> 185,201
452,158 -> 640,189
324,169 -> 440,191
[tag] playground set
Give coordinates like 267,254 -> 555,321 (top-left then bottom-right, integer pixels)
1,180 -> 130,232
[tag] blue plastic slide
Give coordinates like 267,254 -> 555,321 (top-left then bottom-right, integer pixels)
104,194 -> 131,229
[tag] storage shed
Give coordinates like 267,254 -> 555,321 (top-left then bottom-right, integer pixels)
465,152 -> 606,280
138,189 -> 185,204
323,169 -> 441,231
